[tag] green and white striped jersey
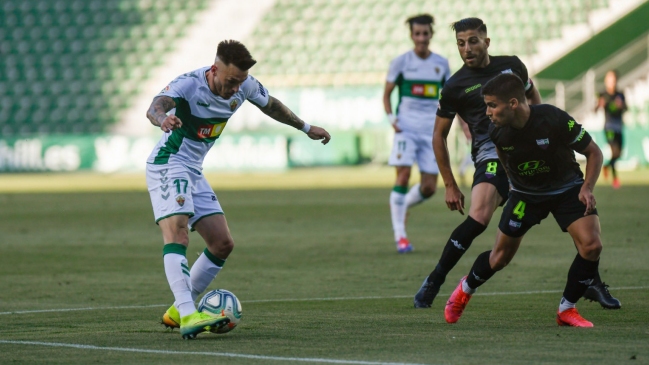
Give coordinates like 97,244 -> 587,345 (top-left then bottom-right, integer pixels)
147,66 -> 270,168
387,50 -> 451,135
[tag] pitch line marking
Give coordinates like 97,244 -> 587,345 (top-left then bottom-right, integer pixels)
0,286 -> 646,316
0,340 -> 436,365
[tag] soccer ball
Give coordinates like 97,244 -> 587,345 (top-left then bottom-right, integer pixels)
197,289 -> 242,333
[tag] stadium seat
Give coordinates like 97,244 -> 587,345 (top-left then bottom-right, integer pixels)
1,0 -> 211,136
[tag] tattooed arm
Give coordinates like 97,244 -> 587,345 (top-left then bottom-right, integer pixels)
257,96 -> 331,144
146,96 -> 182,132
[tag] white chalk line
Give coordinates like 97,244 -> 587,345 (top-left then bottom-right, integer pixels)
0,340 -> 436,365
0,286 -> 646,316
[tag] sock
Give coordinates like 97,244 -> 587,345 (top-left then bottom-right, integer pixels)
405,183 -> 428,207
390,186 -> 408,241
427,216 -> 487,286
592,271 -> 602,286
609,158 -> 618,179
559,297 -> 576,313
562,253 -> 599,303
190,248 -> 226,301
163,243 -> 195,318
465,250 -> 498,290
462,278 -> 476,295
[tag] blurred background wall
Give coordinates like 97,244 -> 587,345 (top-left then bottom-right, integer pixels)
1,0 -> 648,173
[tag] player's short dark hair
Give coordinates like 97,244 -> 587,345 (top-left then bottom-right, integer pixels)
482,73 -> 526,103
406,14 -> 434,33
451,17 -> 487,34
216,40 -> 257,71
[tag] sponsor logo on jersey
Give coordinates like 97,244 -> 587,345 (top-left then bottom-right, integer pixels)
411,83 -> 439,97
176,195 -> 185,207
230,99 -> 238,111
501,146 -> 515,151
211,195 -> 217,201
464,83 -> 481,94
576,128 -> 586,142
197,101 -> 210,107
161,85 -> 170,93
501,69 -> 513,74
536,138 -> 550,149
517,160 -> 550,176
197,123 -> 227,139
509,219 -> 522,231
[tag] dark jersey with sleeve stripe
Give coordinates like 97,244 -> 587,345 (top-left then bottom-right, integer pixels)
489,104 -> 592,195
437,56 -> 532,163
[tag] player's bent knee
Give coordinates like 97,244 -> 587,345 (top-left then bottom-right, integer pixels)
582,240 -> 602,260
420,185 -> 436,198
206,237 -> 234,256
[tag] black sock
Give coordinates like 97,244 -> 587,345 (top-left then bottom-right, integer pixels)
427,216 -> 487,286
609,158 -> 618,179
563,254 -> 600,303
465,250 -> 498,289
593,271 -> 602,285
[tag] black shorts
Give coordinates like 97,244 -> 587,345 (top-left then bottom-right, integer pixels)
605,129 -> 623,147
472,158 -> 509,205
498,184 -> 598,238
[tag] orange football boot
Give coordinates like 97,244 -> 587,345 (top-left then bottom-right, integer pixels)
445,276 -> 472,323
556,308 -> 593,327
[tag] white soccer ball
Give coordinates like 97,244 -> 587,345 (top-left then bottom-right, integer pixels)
198,289 -> 242,333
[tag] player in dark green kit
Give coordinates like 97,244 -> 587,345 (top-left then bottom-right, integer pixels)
444,73 -> 610,327
413,17 -> 619,311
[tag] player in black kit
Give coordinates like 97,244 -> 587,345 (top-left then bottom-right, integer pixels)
413,17 -> 619,310
444,73 -> 608,327
413,17 -> 540,307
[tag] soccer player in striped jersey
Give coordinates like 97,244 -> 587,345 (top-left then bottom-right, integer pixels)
146,40 -> 331,339
383,14 -> 451,253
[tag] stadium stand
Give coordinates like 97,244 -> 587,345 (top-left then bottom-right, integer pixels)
0,0 -> 210,136
246,0 -> 610,86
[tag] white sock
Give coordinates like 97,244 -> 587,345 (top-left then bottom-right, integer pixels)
390,190 -> 407,241
190,252 -> 223,301
462,279 -> 476,295
405,183 -> 427,207
164,252 -> 195,318
559,297 -> 576,313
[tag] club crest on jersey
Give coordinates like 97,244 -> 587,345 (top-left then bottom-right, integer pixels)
509,219 -> 522,231
435,66 -> 440,74
176,195 -> 185,207
230,99 -> 238,111
501,69 -> 513,75
536,138 -> 550,149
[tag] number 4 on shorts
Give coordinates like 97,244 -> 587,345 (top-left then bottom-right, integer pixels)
513,201 -> 526,220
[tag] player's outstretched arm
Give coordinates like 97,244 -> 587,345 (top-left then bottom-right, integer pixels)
433,115 -> 465,214
258,96 -> 331,144
146,96 -> 182,132
578,140 -> 603,215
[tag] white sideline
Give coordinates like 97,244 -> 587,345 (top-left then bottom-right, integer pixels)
0,286 -> 645,316
0,340 -> 435,365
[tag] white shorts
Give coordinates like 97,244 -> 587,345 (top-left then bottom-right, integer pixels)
388,131 -> 439,174
146,163 -> 223,230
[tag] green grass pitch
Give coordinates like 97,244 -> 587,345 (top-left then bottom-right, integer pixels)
0,184 -> 648,364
